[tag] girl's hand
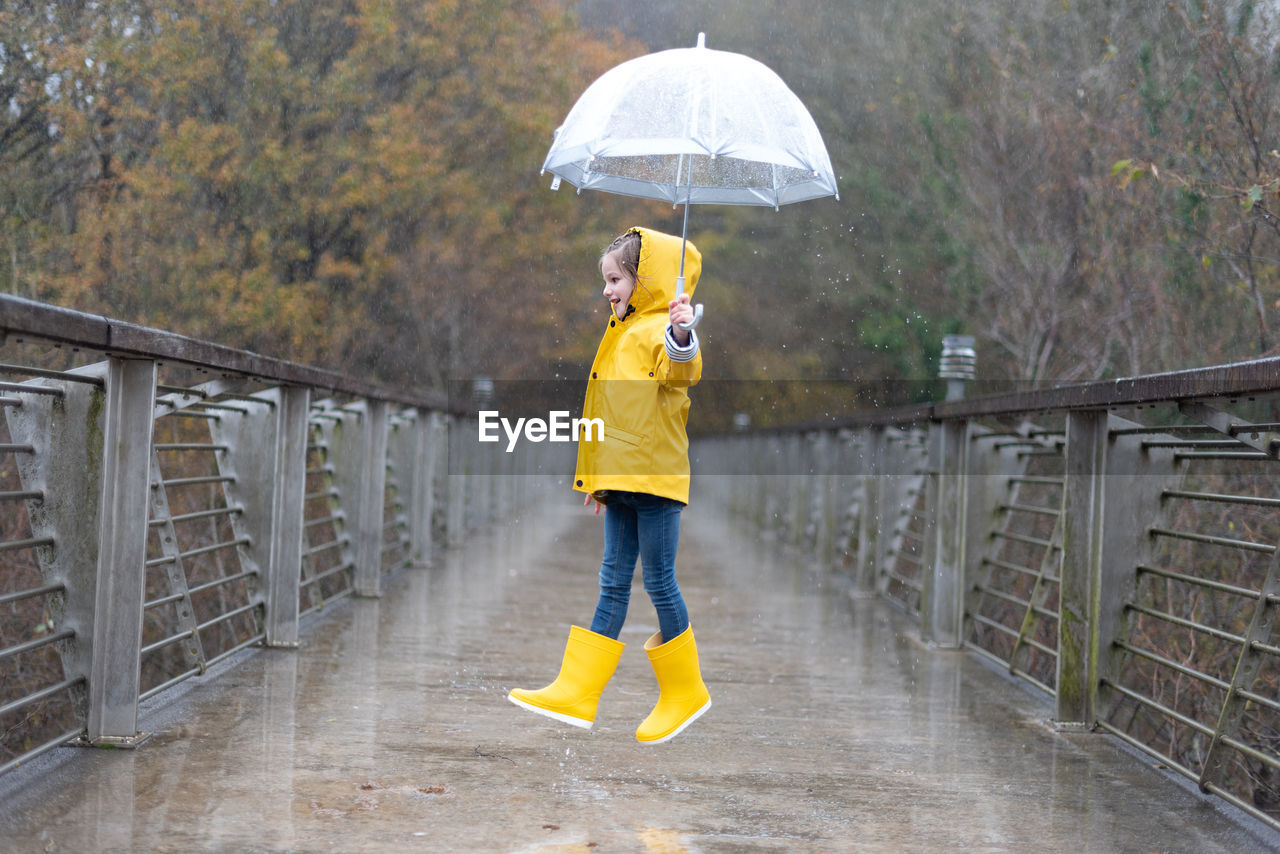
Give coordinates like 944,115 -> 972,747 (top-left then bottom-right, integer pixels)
584,492 -> 602,515
669,293 -> 694,346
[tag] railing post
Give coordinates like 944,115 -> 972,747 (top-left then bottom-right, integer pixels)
834,429 -> 864,572
763,433 -> 783,535
209,385 -> 309,649
235,386 -> 310,647
446,415 -> 467,547
854,426 -> 884,592
6,363 -> 115,744
1057,410 -> 1107,724
876,428 -> 928,597
812,431 -> 837,570
1058,412 -> 1185,726
787,434 -> 808,548
270,386 -> 311,643
353,399 -> 389,596
747,434 -> 769,526
922,418 -> 968,646
407,409 -> 443,567
87,357 -> 158,745
874,432 -> 895,585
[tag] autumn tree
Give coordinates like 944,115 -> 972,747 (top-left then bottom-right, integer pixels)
1,0 -> 640,388
0,2 -> 106,301
1116,1 -> 1280,357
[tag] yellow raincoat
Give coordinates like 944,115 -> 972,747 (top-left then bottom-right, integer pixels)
573,227 -> 702,504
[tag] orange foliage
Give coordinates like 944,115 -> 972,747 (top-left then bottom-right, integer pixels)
0,0 -> 644,387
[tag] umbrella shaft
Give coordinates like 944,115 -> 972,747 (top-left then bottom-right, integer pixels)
677,201 -> 690,294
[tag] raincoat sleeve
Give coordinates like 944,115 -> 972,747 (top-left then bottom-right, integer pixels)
655,325 -> 701,388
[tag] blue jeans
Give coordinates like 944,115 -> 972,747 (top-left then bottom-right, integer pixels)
589,491 -> 689,643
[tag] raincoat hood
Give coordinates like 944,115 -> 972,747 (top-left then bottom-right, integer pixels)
623,226 -> 700,319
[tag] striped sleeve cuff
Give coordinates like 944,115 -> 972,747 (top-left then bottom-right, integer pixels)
665,325 -> 700,362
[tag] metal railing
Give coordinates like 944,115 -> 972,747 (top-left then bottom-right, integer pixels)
695,361 -> 1280,832
0,295 -> 559,778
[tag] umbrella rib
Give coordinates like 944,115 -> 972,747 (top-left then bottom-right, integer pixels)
745,75 -> 782,207
683,60 -> 702,206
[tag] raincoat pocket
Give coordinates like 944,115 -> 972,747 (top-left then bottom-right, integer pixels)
604,423 -> 645,449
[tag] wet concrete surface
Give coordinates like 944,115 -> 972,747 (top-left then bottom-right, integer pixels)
2,494 -> 1278,853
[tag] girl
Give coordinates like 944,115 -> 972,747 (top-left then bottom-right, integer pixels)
508,226 -> 711,744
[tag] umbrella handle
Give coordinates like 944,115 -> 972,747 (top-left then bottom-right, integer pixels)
674,276 -> 704,331
679,303 -> 704,331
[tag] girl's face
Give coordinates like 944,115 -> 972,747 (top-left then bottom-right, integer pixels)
601,251 -> 635,320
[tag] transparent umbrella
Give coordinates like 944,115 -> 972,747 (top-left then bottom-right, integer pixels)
542,33 -> 838,328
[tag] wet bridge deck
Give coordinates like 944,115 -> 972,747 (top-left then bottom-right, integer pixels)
1,499 -> 1274,852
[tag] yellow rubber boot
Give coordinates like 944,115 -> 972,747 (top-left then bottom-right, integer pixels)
635,625 -> 711,744
508,626 -> 625,729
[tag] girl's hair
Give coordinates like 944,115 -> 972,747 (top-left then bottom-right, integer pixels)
600,230 -> 641,282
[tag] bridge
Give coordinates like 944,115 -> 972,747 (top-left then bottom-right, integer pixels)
0,295 -> 1277,851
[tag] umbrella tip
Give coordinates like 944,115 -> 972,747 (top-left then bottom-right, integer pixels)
696,32 -> 705,48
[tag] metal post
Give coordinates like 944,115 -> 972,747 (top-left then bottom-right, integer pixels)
446,416 -> 467,547
922,418 -> 968,646
225,385 -> 310,647
87,357 -> 158,746
407,409 -> 439,567
272,386 -> 311,641
354,399 -> 389,596
5,364 -> 111,743
428,411 -> 447,550
1057,410 -> 1107,723
812,432 -> 837,571
787,435 -> 808,548
829,430 -> 860,571
854,426 -> 884,592
762,434 -> 783,534
874,431 -> 908,593
1057,413 -> 1186,726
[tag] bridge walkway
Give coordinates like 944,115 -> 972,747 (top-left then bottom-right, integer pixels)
0,498 -> 1273,853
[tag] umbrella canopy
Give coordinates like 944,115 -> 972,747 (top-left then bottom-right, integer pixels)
542,33 -> 838,210
543,34 -> 836,329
